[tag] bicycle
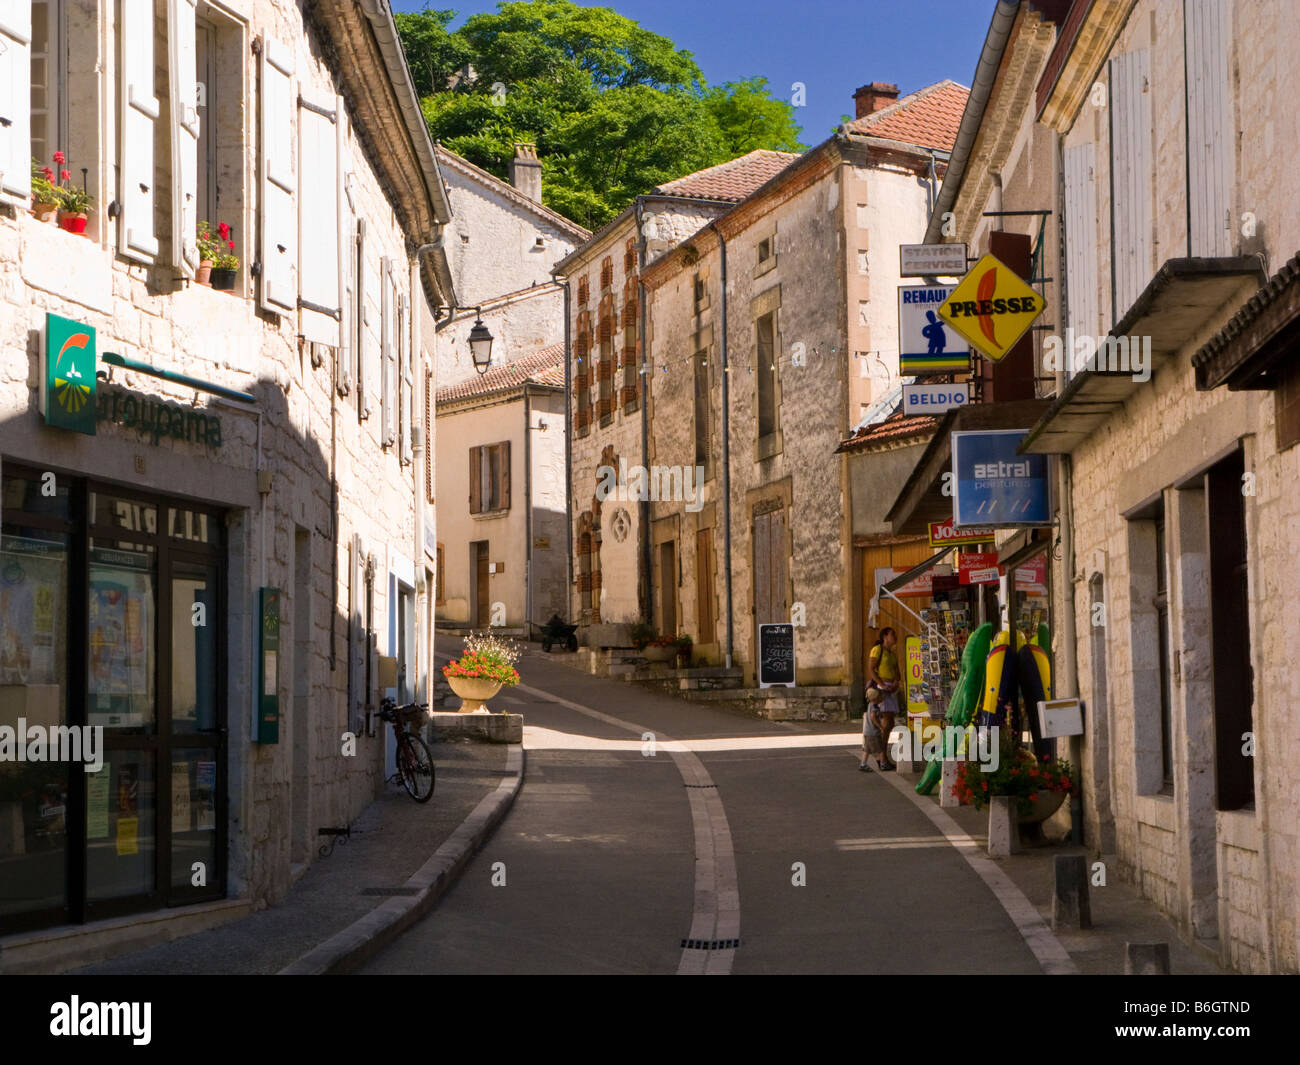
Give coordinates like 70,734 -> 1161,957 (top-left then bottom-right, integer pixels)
378,698 -> 436,803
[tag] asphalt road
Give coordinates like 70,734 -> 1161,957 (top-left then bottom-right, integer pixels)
358,648 -> 1042,975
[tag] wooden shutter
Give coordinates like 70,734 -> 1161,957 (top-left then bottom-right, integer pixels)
1064,141 -> 1099,360
298,89 -> 340,343
259,38 -> 296,313
356,219 -> 371,418
348,533 -> 363,731
169,0 -> 200,275
497,441 -> 511,511
1109,49 -> 1152,319
380,257 -> 395,446
424,370 -> 434,502
120,0 -> 160,261
694,353 -> 709,468
400,293 -> 412,464
0,2 -> 32,204
1185,0 -> 1233,257
696,527 -> 716,645
770,508 -> 788,621
753,513 -> 771,624
469,446 -> 482,513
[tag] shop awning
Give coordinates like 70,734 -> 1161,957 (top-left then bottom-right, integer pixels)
1021,256 -> 1264,455
884,398 -> 1052,535
1193,250 -> 1300,391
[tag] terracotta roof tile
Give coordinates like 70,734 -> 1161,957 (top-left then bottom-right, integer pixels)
836,411 -> 939,453
846,80 -> 970,153
437,343 -> 565,404
656,149 -> 802,202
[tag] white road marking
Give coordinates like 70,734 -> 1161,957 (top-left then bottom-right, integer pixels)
516,681 -> 739,975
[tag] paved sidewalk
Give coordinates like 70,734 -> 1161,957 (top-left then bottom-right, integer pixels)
73,737 -> 518,975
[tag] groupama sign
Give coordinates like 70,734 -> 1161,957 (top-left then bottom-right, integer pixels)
41,313 -> 97,435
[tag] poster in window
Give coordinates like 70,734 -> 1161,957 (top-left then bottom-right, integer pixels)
88,553 -> 153,726
196,760 -> 216,831
87,770 -> 110,839
171,761 -> 192,833
0,536 -> 65,686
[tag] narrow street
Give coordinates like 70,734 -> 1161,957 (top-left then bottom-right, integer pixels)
359,649 -> 1042,975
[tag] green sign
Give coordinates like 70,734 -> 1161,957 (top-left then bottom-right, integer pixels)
42,313 -> 97,435
256,588 -> 281,744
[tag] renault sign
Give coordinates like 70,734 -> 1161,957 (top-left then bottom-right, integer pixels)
937,254 -> 1045,362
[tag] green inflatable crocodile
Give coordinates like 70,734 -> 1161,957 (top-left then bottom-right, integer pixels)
915,621 -> 994,795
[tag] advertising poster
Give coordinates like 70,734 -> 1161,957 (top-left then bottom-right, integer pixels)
172,762 -> 191,834
0,536 -> 65,686
88,553 -> 153,726
87,770 -> 110,839
196,761 -> 217,831
904,637 -> 928,718
952,430 -> 1050,527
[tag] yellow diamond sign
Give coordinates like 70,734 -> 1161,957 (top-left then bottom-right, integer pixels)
937,254 -> 1045,362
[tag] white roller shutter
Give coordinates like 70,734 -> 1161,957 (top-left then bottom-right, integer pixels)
1185,0 -> 1233,257
0,2 -> 32,204
120,0 -> 160,261
169,0 -> 200,276
298,89 -> 340,344
381,256 -> 395,447
259,38 -> 296,314
1109,49 -> 1152,321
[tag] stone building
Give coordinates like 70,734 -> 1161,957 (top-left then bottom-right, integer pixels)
625,84 -> 966,715
434,344 -> 567,635
0,0 -> 452,966
553,150 -> 798,635
901,0 -> 1299,973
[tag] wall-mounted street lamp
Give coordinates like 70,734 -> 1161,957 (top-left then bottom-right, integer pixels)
468,311 -> 494,375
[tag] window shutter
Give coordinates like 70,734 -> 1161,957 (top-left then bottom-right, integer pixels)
337,119 -> 353,395
0,2 -> 32,204
469,446 -> 482,513
169,0 -> 200,275
120,0 -> 161,261
1064,141 -> 1099,372
499,441 -> 511,510
1109,49 -> 1152,319
298,88 -> 340,344
259,38 -> 296,313
380,257 -> 395,447
424,370 -> 434,502
348,533 -> 362,730
356,219 -> 370,417
1185,0 -> 1233,257
400,292 -> 413,464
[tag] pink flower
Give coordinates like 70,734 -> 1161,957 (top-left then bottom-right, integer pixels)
60,169 -> 70,182
228,240 -> 235,250
42,167 -> 54,181
53,151 -> 65,165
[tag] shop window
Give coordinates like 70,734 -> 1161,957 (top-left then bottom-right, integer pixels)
1126,497 -> 1173,797
470,442 -> 510,514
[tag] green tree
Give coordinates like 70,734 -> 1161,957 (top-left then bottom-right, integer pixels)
397,1 -> 807,229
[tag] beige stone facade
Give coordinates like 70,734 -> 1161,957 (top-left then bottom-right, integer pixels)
0,0 -> 449,936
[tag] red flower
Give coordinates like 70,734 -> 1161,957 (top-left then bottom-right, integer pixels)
203,231 -> 210,240
1028,793 -> 1038,801
60,169 -> 70,182
53,150 -> 65,165
42,167 -> 54,181
228,240 -> 235,250
981,781 -> 988,791
218,221 -> 230,238
1028,768 -> 1039,778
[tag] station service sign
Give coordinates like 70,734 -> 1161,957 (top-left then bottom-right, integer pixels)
937,254 -> 1045,362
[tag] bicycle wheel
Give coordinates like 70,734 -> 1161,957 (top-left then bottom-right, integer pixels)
397,732 -> 436,803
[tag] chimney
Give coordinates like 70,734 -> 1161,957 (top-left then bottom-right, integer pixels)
509,143 -> 542,203
853,82 -> 900,119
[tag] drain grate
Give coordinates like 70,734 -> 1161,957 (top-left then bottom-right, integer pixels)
683,783 -> 718,789
680,938 -> 741,950
360,887 -> 421,897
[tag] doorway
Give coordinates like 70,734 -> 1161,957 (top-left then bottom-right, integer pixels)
659,540 -> 677,636
471,541 -> 490,628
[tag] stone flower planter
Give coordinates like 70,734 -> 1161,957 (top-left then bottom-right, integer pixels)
1018,788 -> 1067,824
642,644 -> 674,663
447,674 -> 503,714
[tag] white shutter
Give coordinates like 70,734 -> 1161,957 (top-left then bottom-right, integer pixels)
337,116 -> 353,395
1185,0 -> 1233,257
1064,141 -> 1099,378
0,2 -> 32,204
1109,49 -> 1152,320
357,218 -> 370,418
169,0 -> 200,275
381,256 -> 395,447
400,292 -> 412,464
297,89 -> 340,344
259,39 -> 296,314
120,0 -> 160,261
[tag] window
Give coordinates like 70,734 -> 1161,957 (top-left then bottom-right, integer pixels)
577,275 -> 589,305
1277,357 -> 1300,452
1153,504 -> 1174,790
29,2 -> 66,174
470,442 -> 511,514
435,543 -> 445,605
574,329 -> 591,435
1205,449 -> 1254,810
693,275 -> 706,313
757,311 -> 778,439
693,351 -> 710,473
696,527 -> 716,645
757,237 -> 772,263
600,256 -> 613,290
194,17 -> 218,226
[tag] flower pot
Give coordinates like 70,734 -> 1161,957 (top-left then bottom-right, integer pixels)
57,211 -> 87,234
446,675 -> 502,714
642,645 -> 674,663
32,200 -> 60,224
1018,788 -> 1067,824
195,261 -> 213,286
211,267 -> 237,291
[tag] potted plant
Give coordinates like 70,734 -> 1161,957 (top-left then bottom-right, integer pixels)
195,221 -> 222,285
441,631 -> 521,713
30,158 -> 60,222
639,635 -> 675,663
955,747 -> 1074,826
673,632 -> 693,668
628,622 -> 656,651
52,154 -> 92,233
210,224 -> 238,290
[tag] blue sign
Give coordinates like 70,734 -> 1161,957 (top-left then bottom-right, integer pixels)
952,430 -> 1050,527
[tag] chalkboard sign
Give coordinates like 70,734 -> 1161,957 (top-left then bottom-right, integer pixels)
758,624 -> 796,688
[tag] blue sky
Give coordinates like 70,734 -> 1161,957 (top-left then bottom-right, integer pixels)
391,0 -> 996,144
